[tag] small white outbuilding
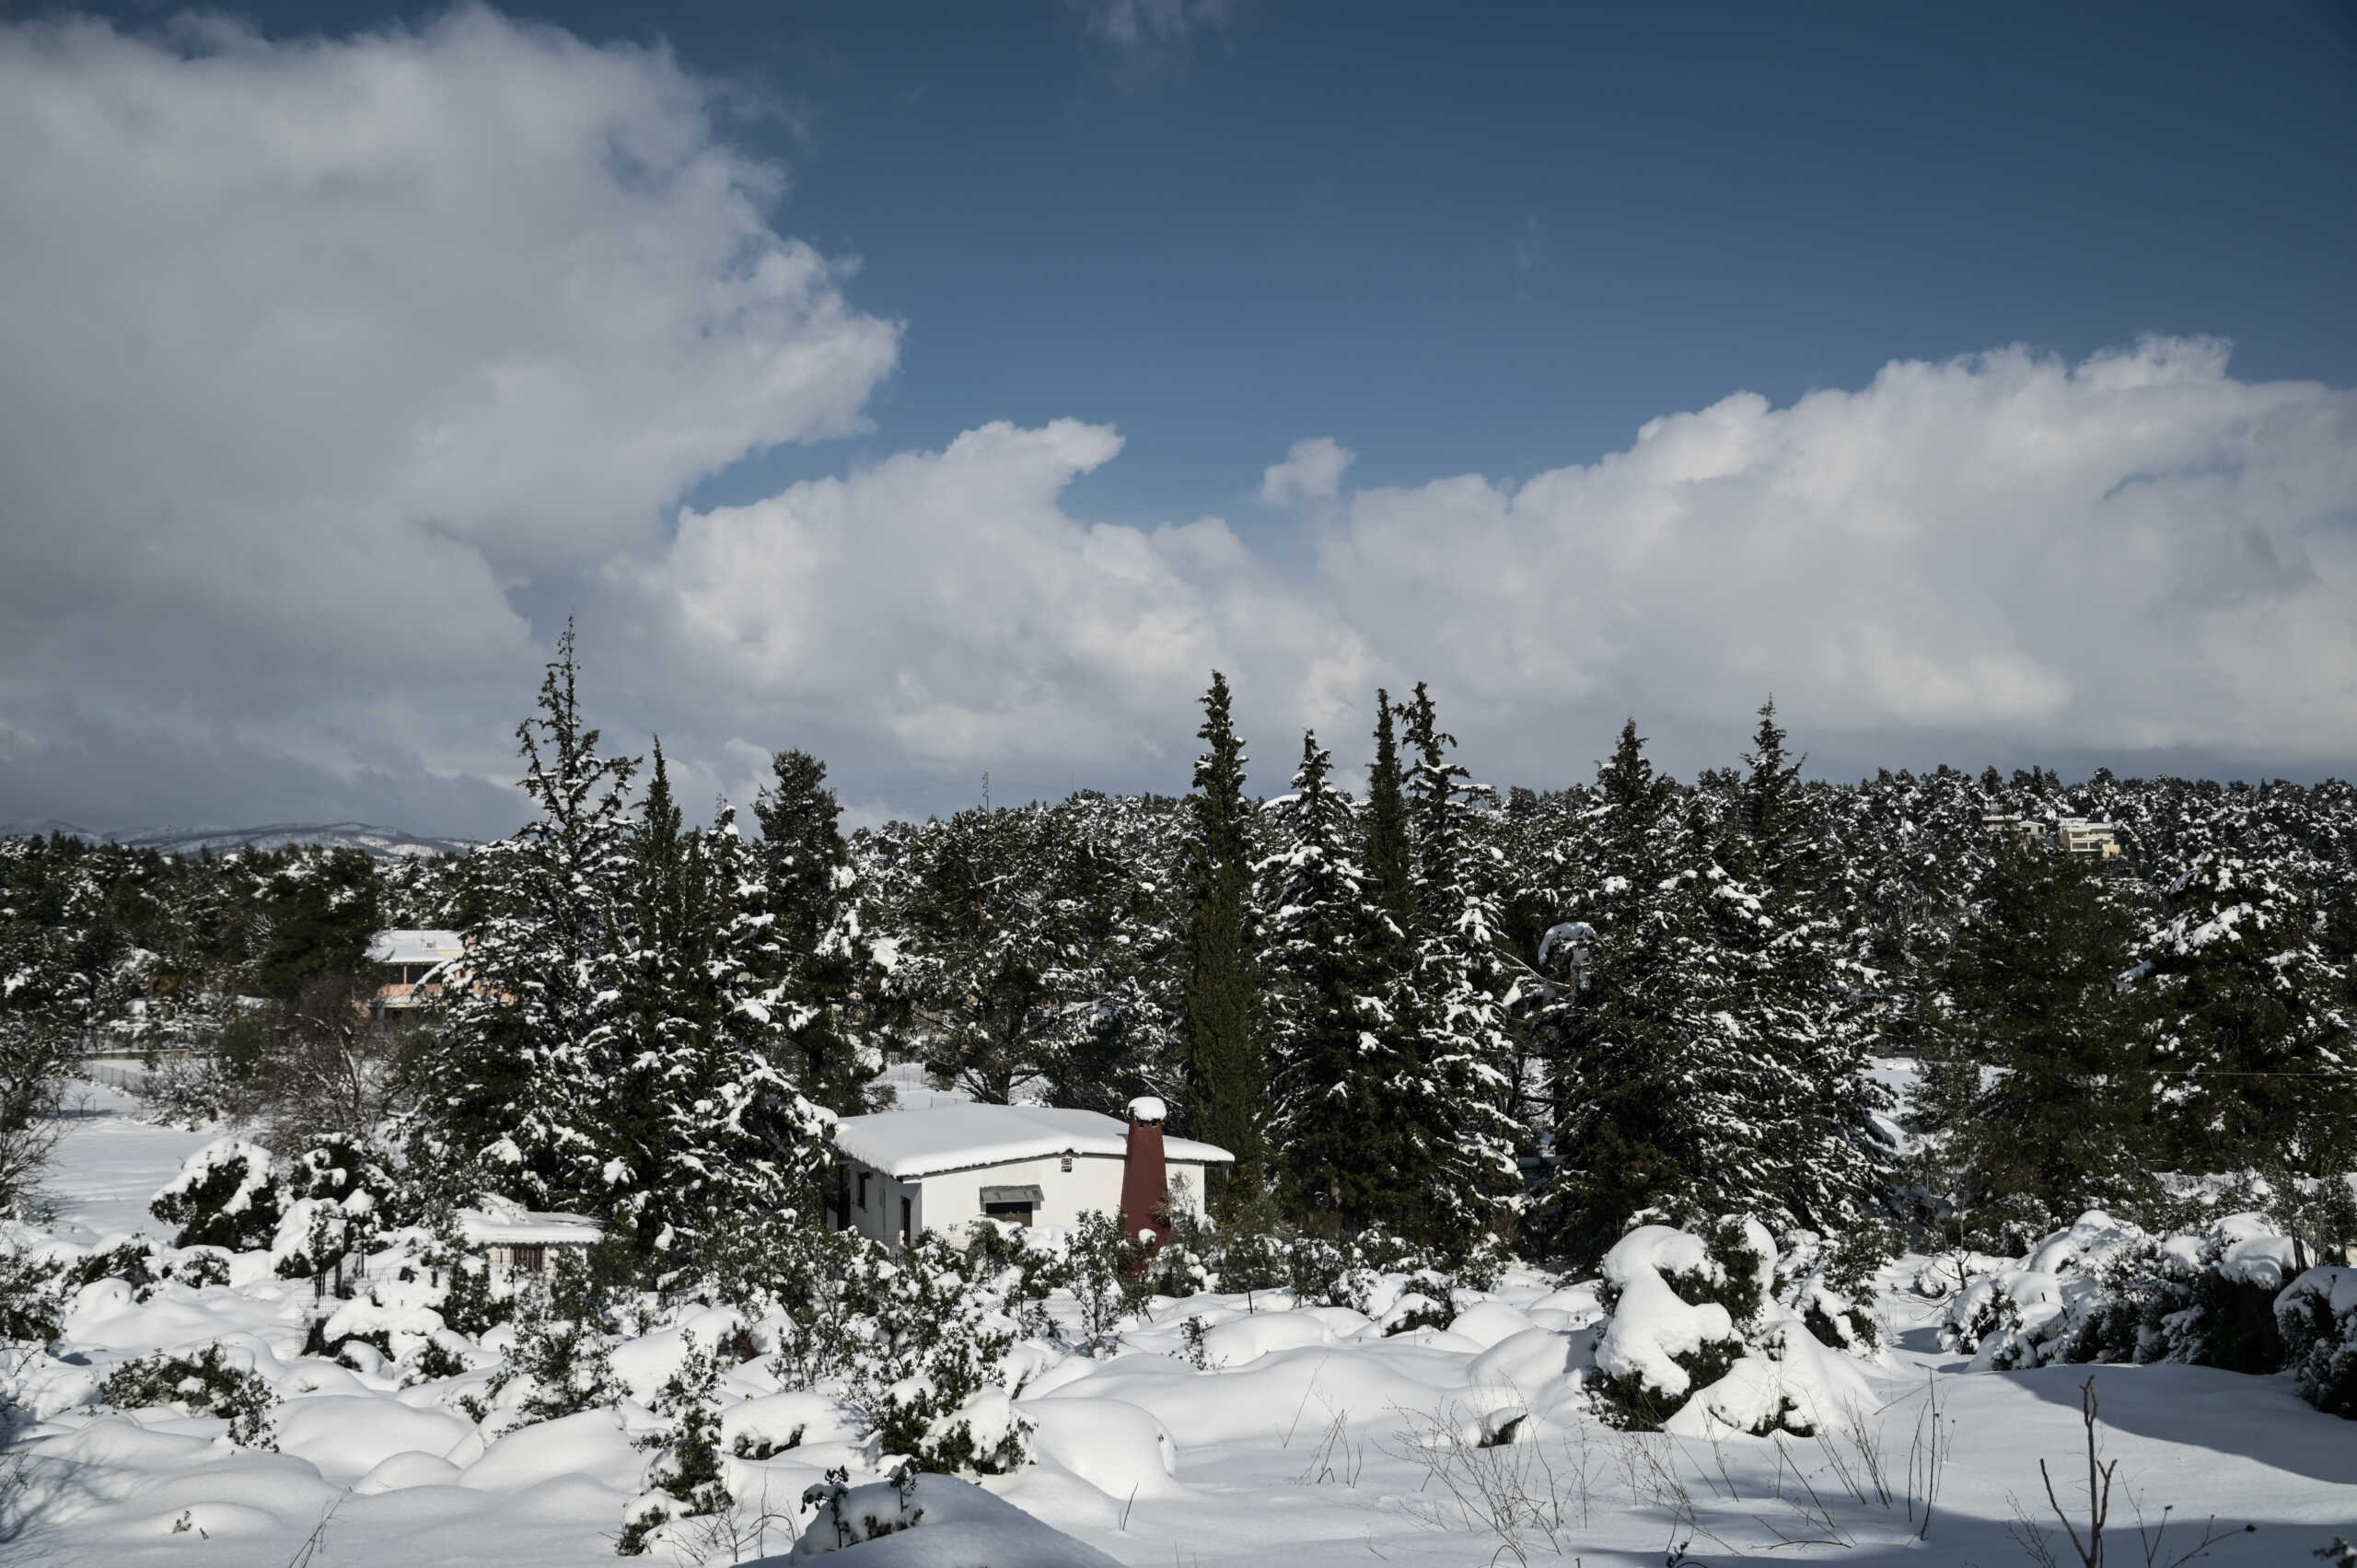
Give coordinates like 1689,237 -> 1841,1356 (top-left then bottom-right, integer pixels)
456,1193 -> 604,1279
830,1100 -> 1231,1248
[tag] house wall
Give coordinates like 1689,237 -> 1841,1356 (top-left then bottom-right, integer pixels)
839,1152 -> 1218,1248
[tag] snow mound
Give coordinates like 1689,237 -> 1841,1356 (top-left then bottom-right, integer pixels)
772,1469 -> 1123,1564
1024,1396 -> 1181,1499
1196,1308 -> 1332,1366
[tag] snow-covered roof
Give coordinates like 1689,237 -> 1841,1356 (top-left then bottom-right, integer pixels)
456,1193 -> 604,1248
366,929 -> 465,966
832,1104 -> 1234,1180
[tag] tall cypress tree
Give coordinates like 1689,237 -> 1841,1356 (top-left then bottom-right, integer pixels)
1363,691 -> 1414,936
1178,672 -> 1266,1205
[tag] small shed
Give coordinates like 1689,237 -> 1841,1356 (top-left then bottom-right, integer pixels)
830,1098 -> 1231,1248
457,1193 -> 604,1279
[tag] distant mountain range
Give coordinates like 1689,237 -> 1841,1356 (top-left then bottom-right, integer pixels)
0,820 -> 479,859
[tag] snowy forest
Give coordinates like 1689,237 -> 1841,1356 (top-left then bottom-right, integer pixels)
4,636 -> 2354,1565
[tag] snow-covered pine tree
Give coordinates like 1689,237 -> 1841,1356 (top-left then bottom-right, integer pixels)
1392,683 -> 1521,1251
586,743 -> 841,1258
1178,672 -> 1267,1203
1710,701 -> 1886,1235
2141,849 -> 2356,1186
1260,732 -> 1391,1231
1938,833 -> 2156,1247
750,749 -> 895,1117
414,625 -> 638,1216
1532,721 -> 1736,1268
899,799 -> 1174,1110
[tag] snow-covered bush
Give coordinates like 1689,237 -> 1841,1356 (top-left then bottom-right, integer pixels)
1773,1227 -> 1882,1353
702,1214 -> 1036,1477
162,1247 -> 231,1289
618,1334 -> 733,1556
2276,1266 -> 2357,1419
131,1054 -> 236,1129
1590,1216 -> 1875,1437
149,1137 -> 285,1251
862,1237 -> 1031,1474
1062,1210 -> 1154,1352
473,1253 -> 621,1433
0,1243 -> 63,1347
1941,1210 -> 2299,1375
97,1342 -> 276,1447
1590,1221 -> 1758,1430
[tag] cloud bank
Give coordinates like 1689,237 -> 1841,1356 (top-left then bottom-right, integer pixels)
1,11 -> 2349,835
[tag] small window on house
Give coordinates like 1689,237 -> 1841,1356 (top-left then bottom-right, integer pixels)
900,1195 -> 911,1242
1060,1153 -> 1073,1172
857,1172 -> 869,1211
511,1243 -> 546,1274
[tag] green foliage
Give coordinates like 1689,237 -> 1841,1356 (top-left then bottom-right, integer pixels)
2275,1270 -> 2357,1418
617,1335 -> 733,1556
1063,1210 -> 1154,1353
99,1343 -> 276,1447
1178,671 -> 1268,1206
1589,1220 -> 1766,1432
484,1252 -> 622,1430
255,849 -> 380,1001
1938,837 -> 2158,1240
0,1247 -> 64,1347
149,1139 -> 285,1251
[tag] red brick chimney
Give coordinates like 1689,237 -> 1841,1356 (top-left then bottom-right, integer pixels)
1119,1096 -> 1171,1257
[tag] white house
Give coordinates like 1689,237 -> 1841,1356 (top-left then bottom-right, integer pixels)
366,929 -> 466,1010
456,1193 -> 604,1279
830,1099 -> 1232,1248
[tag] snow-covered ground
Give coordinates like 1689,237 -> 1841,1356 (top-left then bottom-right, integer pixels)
6,1086 -> 2352,1567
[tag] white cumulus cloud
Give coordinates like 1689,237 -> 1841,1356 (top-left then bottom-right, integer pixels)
1312,337 -> 2357,775
633,419 -> 1376,777
0,7 -> 896,821
1260,436 -> 1355,510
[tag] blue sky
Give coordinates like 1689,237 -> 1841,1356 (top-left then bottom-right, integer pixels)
2,1 -> 2353,832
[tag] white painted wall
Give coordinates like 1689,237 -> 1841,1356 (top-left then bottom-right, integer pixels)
837,1152 -> 1217,1248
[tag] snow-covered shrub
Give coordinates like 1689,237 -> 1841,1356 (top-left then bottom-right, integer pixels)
865,1237 -> 1031,1474
1590,1216 -> 1875,1438
2276,1266 -> 2357,1419
0,1244 -> 64,1347
1063,1210 -> 1154,1352
131,1054 -> 236,1129
1941,1210 -> 2299,1375
98,1342 -> 276,1447
800,1463 -> 923,1552
1590,1221 -> 1758,1430
58,1237 -> 156,1295
1773,1228 -> 1883,1353
149,1137 -> 286,1251
618,1334 -> 733,1556
693,1213 -> 1039,1476
162,1247 -> 231,1289
475,1253 -> 621,1432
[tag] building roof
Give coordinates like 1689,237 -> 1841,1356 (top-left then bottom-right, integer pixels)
832,1103 -> 1235,1180
366,929 -> 466,966
455,1193 -> 605,1247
